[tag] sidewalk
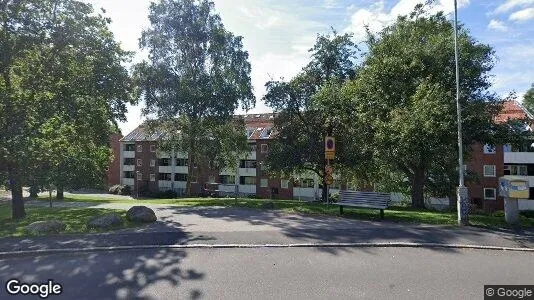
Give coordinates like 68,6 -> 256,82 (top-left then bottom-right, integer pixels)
1,206 -> 534,254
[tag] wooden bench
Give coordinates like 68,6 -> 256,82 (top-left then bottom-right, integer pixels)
337,190 -> 390,219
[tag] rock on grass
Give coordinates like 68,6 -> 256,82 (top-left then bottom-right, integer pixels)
25,220 -> 66,235
87,213 -> 123,229
126,206 -> 157,222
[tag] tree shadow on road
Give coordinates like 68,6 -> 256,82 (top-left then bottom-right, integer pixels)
166,206 -> 534,255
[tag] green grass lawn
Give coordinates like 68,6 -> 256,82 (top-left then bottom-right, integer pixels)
36,194 -> 534,229
0,204 -> 144,237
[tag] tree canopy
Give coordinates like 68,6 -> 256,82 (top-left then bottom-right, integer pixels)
134,0 -> 255,195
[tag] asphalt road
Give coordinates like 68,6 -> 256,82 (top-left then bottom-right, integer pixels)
1,247 -> 533,300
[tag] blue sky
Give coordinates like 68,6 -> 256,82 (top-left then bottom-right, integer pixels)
83,0 -> 534,135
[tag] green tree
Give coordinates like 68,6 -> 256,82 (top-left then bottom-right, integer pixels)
523,84 -> 534,115
342,7 -> 501,208
134,0 -> 255,195
263,31 -> 361,201
0,0 -> 133,218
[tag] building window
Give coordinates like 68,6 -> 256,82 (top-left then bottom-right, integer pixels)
483,165 -> 496,177
510,165 -> 528,176
176,158 -> 188,166
504,165 -> 511,175
158,158 -> 170,166
239,160 -> 257,169
239,176 -> 256,185
220,175 -> 236,184
249,144 -> 257,152
124,171 -> 134,178
150,144 -> 156,152
260,162 -> 266,171
301,178 -> 315,188
484,188 -> 496,200
137,144 -> 143,152
150,174 -> 155,182
260,178 -> 268,187
503,144 -> 512,152
261,144 -> 268,153
174,173 -> 188,182
137,172 -> 142,181
136,159 -> 142,167
123,158 -> 135,165
125,144 -> 135,151
483,144 -> 495,154
158,173 -> 171,181
281,179 -> 289,189
150,159 -> 156,167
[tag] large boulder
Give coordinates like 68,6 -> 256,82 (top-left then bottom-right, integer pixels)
25,220 -> 66,235
126,206 -> 157,222
87,213 -> 123,229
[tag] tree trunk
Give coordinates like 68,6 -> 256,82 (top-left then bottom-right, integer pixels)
321,177 -> 328,202
8,165 -> 25,219
411,171 -> 425,208
29,185 -> 39,198
56,185 -> 64,200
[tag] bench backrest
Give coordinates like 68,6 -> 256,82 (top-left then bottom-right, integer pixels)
339,190 -> 390,208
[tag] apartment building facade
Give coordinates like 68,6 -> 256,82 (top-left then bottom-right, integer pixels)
466,100 -> 534,211
118,114 -> 340,200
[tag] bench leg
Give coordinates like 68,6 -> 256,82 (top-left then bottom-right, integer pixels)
380,209 -> 384,220
340,206 -> 343,215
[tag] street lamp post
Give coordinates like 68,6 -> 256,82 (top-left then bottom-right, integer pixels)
454,0 -> 469,225
136,171 -> 140,199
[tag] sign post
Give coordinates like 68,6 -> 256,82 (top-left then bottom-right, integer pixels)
325,137 -> 335,205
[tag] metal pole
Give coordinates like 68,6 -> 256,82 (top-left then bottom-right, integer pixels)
454,0 -> 469,225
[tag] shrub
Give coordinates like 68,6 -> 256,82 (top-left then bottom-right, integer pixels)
520,210 -> 534,219
155,189 -> 177,199
108,185 -> 122,194
120,185 -> 132,196
329,192 -> 339,203
492,210 -> 505,218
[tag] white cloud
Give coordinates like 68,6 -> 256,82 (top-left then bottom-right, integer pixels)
324,0 -> 338,9
494,0 -> 534,14
488,19 -> 508,31
509,7 -> 534,21
344,0 -> 470,41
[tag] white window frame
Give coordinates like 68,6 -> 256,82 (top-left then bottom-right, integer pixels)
137,172 -> 142,181
137,144 -> 142,152
484,188 -> 496,200
150,144 -> 156,152
483,144 -> 495,154
150,174 -> 155,182
260,178 -> 268,188
483,165 -> 496,177
281,179 -> 289,189
150,159 -> 155,167
261,144 -> 268,153
136,159 -> 142,167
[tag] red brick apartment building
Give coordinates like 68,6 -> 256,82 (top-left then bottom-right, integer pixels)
106,102 -> 534,209
115,114 -> 330,200
466,100 -> 534,212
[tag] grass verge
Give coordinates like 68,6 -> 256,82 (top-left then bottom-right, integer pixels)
36,195 -> 534,229
0,204 -> 144,237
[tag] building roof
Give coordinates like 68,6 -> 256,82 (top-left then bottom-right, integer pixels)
495,100 -> 534,124
122,113 -> 276,142
120,125 -> 166,142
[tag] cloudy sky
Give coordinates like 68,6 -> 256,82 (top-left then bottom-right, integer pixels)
83,0 -> 534,135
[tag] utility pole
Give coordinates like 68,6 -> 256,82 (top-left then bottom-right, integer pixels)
454,0 -> 469,225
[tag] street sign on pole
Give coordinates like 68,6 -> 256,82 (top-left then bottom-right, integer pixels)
325,165 -> 333,175
325,136 -> 335,160
325,174 -> 334,186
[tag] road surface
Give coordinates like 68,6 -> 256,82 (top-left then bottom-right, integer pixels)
0,247 -> 532,299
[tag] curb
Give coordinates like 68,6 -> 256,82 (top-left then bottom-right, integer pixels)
1,242 -> 533,258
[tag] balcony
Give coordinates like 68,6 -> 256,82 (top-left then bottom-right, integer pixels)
122,178 -> 134,186
123,151 -> 135,158
238,168 -> 256,177
123,165 -> 135,172
504,152 -> 534,164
